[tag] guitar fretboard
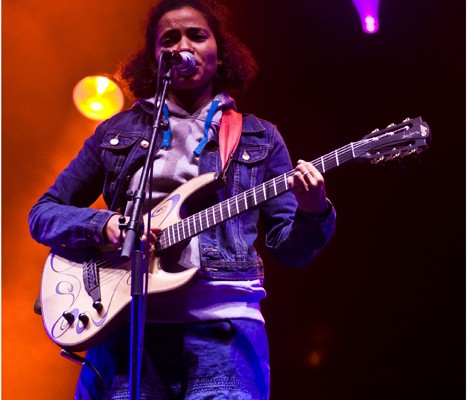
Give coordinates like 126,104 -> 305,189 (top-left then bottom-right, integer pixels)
156,140 -> 365,251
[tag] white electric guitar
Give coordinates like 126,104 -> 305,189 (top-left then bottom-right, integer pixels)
39,117 -> 430,351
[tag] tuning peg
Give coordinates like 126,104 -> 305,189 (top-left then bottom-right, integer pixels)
371,155 -> 385,164
371,128 -> 379,133
386,123 -> 396,128
403,117 -> 411,122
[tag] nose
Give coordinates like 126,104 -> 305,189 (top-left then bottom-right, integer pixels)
176,35 -> 193,52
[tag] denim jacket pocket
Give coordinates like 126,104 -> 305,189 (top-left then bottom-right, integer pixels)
100,130 -> 147,210
232,144 -> 269,166
100,130 -> 145,152
228,144 -> 270,193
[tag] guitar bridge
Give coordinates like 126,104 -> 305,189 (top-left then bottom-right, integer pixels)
83,258 -> 102,305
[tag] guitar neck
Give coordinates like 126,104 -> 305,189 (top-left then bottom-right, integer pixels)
157,140 -> 363,251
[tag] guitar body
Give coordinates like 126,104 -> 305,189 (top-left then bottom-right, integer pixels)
40,172 -> 219,351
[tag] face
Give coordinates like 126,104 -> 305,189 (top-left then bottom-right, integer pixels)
155,6 -> 219,96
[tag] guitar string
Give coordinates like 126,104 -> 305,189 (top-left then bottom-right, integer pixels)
90,253 -> 130,287
156,140 -> 372,249
123,131 -> 412,251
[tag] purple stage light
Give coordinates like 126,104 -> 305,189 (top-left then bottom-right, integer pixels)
352,0 -> 380,34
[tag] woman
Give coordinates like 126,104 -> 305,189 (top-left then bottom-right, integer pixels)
29,0 -> 336,398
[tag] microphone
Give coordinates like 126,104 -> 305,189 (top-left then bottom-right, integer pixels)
161,50 -> 197,76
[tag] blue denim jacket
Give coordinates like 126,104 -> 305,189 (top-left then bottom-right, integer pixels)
29,100 -> 335,280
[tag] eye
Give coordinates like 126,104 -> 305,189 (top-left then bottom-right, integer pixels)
159,30 -> 181,47
187,28 -> 209,42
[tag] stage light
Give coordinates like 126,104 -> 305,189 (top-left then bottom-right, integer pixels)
364,16 -> 377,33
73,75 -> 124,121
352,0 -> 380,34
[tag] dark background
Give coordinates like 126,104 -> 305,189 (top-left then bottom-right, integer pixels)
3,0 -> 465,399
233,2 -> 465,399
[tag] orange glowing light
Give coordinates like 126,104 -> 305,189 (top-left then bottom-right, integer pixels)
73,76 -> 124,120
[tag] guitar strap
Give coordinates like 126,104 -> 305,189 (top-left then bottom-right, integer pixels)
219,108 -> 243,174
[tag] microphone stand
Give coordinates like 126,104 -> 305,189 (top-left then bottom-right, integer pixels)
120,63 -> 173,400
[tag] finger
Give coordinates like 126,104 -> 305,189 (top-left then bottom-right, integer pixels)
292,170 -> 309,191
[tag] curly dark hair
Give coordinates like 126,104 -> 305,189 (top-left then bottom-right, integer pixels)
117,0 -> 259,99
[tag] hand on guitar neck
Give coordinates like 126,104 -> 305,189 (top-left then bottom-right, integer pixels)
288,159 -> 328,215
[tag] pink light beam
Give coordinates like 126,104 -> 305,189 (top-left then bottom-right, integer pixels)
352,0 -> 380,34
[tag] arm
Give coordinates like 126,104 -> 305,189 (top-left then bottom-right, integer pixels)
260,127 -> 336,267
28,126 -> 118,249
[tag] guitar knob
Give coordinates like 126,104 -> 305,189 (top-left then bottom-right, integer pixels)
62,311 -> 75,324
92,301 -> 103,313
78,313 -> 89,326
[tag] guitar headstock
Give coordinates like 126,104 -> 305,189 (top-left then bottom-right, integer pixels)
355,117 -> 431,164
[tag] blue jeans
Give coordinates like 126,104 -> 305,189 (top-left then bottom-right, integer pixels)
75,319 -> 270,399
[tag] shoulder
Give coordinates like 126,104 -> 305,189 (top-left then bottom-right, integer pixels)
241,113 -> 278,134
93,101 -> 153,140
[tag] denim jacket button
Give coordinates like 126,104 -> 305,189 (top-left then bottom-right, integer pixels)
140,140 -> 149,149
242,150 -> 250,160
110,137 -> 119,145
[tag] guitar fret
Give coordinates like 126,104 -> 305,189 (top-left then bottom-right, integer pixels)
166,230 -> 170,247
181,220 -> 186,239
191,216 -> 196,235
335,150 -> 340,166
235,196 -> 239,214
212,207 -> 216,225
321,156 -> 325,173
192,215 -> 197,235
219,203 -> 224,221
227,199 -> 231,217
244,192 -> 248,209
273,178 -> 277,196
350,142 -> 356,158
262,183 -> 267,201
168,225 -> 174,246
